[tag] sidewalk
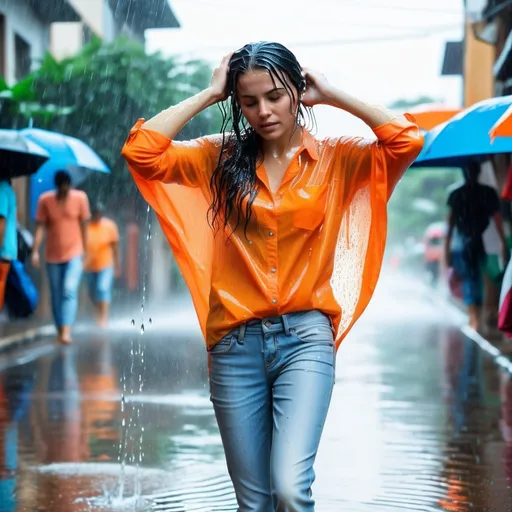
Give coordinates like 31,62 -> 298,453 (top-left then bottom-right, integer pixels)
2,274 -> 512,371
415,273 -> 512,373
0,317 -> 54,352
0,300 -> 134,353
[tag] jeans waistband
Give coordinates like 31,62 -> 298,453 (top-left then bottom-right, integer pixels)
237,310 -> 329,343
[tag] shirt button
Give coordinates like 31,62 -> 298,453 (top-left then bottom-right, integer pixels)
272,298 -> 277,304
270,267 -> 276,273
269,231 -> 274,237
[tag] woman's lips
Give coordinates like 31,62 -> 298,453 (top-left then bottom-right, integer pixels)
260,122 -> 279,130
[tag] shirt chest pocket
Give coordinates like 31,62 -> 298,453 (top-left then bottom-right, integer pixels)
291,184 -> 329,231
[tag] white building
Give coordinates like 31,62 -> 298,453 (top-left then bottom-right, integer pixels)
51,0 -> 180,60
0,0 -> 80,85
0,1 -> 181,82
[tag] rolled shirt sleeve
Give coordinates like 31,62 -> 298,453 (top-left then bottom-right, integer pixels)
338,113 -> 424,204
80,192 -> 91,221
121,118 -> 222,188
35,196 -> 48,224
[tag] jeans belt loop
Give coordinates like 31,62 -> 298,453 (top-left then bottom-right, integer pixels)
281,314 -> 291,336
238,323 -> 246,344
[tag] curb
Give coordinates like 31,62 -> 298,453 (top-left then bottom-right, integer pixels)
418,278 -> 512,374
0,324 -> 55,354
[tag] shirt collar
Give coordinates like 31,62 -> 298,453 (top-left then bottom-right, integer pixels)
299,129 -> 319,161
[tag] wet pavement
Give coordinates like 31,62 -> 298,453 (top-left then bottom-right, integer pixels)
1,273 -> 512,511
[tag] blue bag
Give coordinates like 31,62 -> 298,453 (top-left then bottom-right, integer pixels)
5,260 -> 38,318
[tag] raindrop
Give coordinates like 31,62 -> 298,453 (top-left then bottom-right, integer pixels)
140,324 -> 145,335
149,318 -> 153,324
130,319 -> 135,326
141,304 -> 144,313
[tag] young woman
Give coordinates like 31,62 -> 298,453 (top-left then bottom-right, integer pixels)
122,41 -> 423,511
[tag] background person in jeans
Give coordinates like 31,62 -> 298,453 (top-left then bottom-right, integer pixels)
0,178 -> 17,315
32,171 -> 91,343
444,161 -> 509,332
84,202 -> 120,327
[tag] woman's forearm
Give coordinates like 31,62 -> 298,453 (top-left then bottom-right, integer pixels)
322,86 -> 395,129
142,88 -> 220,139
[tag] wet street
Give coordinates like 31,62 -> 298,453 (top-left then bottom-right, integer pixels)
0,272 -> 512,512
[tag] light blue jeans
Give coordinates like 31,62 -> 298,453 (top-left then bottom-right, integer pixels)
46,255 -> 83,328
208,310 -> 336,512
85,265 -> 114,303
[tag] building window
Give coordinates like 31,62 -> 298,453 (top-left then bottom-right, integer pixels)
14,34 -> 31,81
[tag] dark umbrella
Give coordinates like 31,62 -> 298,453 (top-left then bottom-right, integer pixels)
0,129 -> 50,179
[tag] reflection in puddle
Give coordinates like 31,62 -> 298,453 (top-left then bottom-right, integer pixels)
1,286 -> 512,510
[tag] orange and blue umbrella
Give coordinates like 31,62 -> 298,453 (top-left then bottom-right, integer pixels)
413,95 -> 512,168
489,103 -> 512,139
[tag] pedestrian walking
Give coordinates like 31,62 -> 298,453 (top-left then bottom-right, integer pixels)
84,202 -> 120,327
0,178 -> 17,314
444,160 -> 509,332
122,41 -> 423,511
32,171 -> 90,343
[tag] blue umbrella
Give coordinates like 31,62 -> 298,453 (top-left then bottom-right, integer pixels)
413,95 -> 512,168
20,128 -> 110,220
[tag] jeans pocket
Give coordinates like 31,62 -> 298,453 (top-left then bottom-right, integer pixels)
208,334 -> 235,354
291,320 -> 334,347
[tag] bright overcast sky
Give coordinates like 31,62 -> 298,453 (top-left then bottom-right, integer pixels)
146,0 -> 464,137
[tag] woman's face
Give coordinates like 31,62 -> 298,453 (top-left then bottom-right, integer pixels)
236,68 -> 298,141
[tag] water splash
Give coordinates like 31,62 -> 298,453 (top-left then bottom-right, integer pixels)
115,206 -> 151,506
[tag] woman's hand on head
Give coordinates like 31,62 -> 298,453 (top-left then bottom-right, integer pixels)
301,68 -> 332,107
209,51 -> 235,103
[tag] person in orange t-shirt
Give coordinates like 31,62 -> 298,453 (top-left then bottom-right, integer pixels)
84,203 -> 120,326
32,171 -> 91,344
122,42 -> 423,509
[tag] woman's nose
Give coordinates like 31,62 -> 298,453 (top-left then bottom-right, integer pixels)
258,102 -> 271,118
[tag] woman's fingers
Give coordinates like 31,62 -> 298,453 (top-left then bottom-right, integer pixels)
222,51 -> 235,65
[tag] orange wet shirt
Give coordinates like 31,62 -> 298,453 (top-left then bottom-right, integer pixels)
122,115 -> 423,350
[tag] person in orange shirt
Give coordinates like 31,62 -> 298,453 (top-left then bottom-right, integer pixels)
32,171 -> 91,344
84,203 -> 120,326
122,42 -> 423,510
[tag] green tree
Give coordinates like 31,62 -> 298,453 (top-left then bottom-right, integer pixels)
387,168 -> 461,245
386,97 -> 461,245
0,36 -> 222,216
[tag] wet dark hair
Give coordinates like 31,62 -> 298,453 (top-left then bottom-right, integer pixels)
54,170 -> 71,188
208,41 -> 314,237
91,201 -> 105,216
